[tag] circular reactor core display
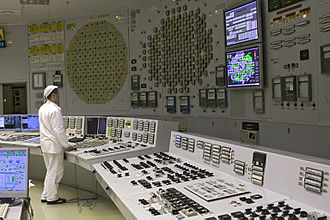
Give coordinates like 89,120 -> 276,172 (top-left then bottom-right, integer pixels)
66,20 -> 128,104
227,51 -> 255,84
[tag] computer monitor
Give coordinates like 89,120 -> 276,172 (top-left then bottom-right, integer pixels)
0,116 -> 4,130
86,117 -> 98,135
226,44 -> 263,88
0,28 -> 5,48
21,115 -> 39,131
224,0 -> 262,47
98,118 -> 107,135
4,115 -> 22,130
0,148 -> 29,205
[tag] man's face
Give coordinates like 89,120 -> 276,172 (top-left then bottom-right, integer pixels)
53,91 -> 59,104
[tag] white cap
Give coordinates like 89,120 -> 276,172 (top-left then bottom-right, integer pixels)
44,85 -> 58,98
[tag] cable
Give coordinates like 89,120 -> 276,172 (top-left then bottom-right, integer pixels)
66,151 -> 98,212
22,197 -> 34,220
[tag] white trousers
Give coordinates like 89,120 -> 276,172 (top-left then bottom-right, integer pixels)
41,152 -> 64,201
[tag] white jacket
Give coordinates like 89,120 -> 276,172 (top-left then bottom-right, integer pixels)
38,100 -> 69,154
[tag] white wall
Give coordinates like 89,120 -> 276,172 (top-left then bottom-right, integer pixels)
0,25 -> 29,114
0,26 -> 28,82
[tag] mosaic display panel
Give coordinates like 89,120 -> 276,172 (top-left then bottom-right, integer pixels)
66,20 -> 128,104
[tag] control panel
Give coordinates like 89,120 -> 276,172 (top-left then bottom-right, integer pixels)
93,132 -> 330,220
63,116 -> 85,138
0,132 -> 40,148
169,131 -> 330,213
66,117 -> 178,170
127,0 -> 233,118
266,0 -> 320,123
106,117 -> 158,147
97,152 -> 214,197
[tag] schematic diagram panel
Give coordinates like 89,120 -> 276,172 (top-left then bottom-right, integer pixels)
129,0 -> 234,117
64,12 -> 130,114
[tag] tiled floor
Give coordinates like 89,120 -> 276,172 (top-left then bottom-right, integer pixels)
29,179 -> 125,220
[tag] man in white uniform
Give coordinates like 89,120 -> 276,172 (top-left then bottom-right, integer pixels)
38,85 -> 74,205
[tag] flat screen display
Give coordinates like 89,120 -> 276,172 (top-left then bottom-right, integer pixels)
98,118 -> 106,135
224,1 -> 260,47
86,118 -> 98,135
226,46 -> 262,88
0,116 -> 4,130
0,148 -> 29,199
22,115 -> 39,130
0,28 -> 5,48
4,115 -> 21,130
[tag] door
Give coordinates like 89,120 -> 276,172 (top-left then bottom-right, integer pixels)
2,83 -> 27,114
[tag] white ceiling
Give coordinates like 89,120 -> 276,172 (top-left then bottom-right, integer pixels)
0,0 -> 158,26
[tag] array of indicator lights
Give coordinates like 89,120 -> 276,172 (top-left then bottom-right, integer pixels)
299,167 -> 329,194
175,135 -> 195,152
107,118 -> 156,145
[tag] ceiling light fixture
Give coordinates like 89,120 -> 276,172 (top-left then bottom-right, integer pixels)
20,0 -> 49,5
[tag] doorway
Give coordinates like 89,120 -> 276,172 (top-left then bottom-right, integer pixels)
2,83 -> 27,114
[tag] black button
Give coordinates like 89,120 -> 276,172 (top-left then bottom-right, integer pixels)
250,212 -> 259,218
218,214 -> 232,220
282,211 -> 290,217
231,211 -> 244,218
246,198 -> 254,204
250,194 -> 263,200
288,214 -> 298,220
272,207 -> 281,213
245,208 -> 252,214
294,208 -> 301,214
267,204 -> 274,209
172,210 -> 179,215
284,205 -> 293,210
300,211 -> 307,218
261,209 -> 270,215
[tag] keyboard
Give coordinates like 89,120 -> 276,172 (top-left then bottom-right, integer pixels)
68,137 -> 85,143
24,136 -> 40,144
0,203 -> 9,219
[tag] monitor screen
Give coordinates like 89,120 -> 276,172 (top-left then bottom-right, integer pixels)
226,45 -> 262,88
0,28 -> 5,48
0,148 -> 29,199
0,116 -> 4,130
224,0 -> 260,47
86,118 -> 98,135
98,118 -> 107,135
4,115 -> 22,130
21,115 -> 39,130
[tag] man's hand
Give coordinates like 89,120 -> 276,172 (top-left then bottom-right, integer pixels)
66,146 -> 75,151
